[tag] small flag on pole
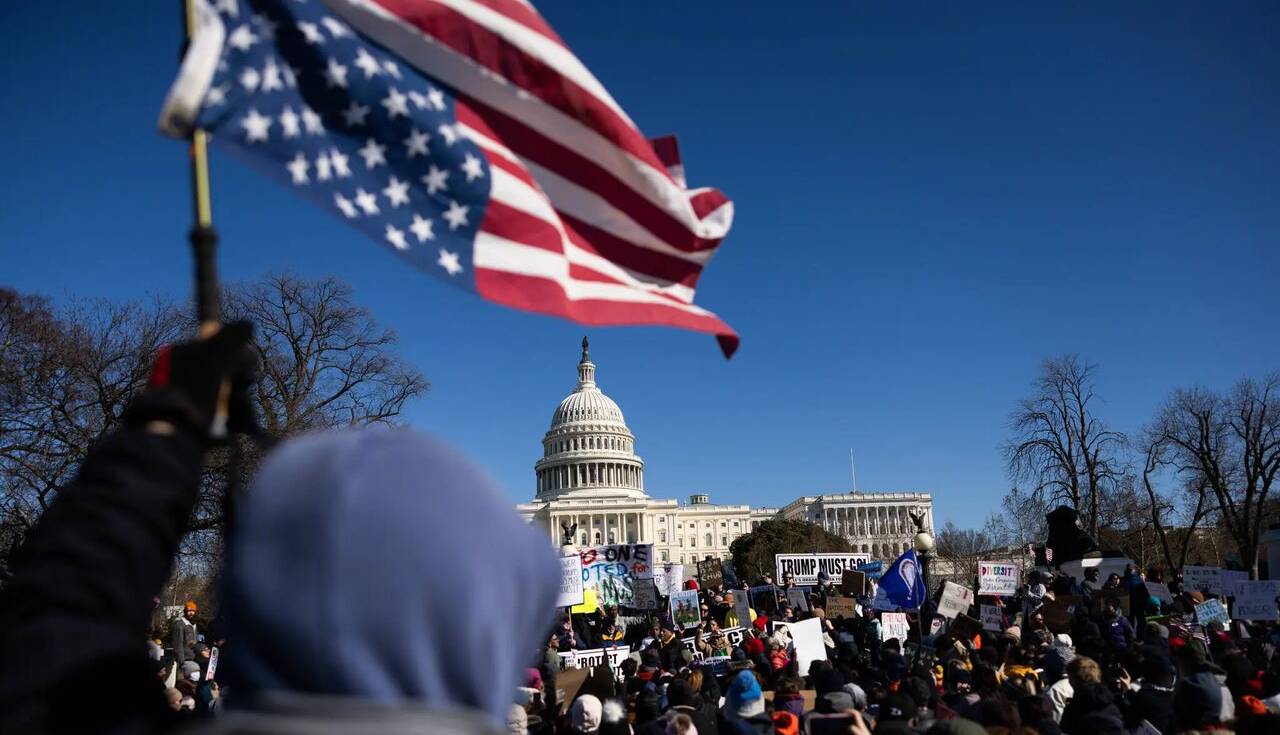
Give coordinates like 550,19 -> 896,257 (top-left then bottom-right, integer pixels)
160,0 -> 738,356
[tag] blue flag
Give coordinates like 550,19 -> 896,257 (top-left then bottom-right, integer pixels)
876,549 -> 927,610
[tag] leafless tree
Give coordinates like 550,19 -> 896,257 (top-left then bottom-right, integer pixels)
1147,374 -> 1280,576
1003,355 -> 1125,537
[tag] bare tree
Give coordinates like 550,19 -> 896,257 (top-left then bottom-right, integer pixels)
1003,355 -> 1125,537
1148,374 -> 1280,576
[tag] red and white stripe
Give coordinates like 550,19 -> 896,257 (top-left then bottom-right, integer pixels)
323,0 -> 738,356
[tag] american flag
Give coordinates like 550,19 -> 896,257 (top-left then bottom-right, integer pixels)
161,0 -> 738,356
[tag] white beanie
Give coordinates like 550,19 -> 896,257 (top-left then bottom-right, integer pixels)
572,695 -> 603,733
507,704 -> 528,735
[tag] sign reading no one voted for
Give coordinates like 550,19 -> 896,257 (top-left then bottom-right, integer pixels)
978,561 -> 1020,596
578,544 -> 653,607
775,553 -> 871,587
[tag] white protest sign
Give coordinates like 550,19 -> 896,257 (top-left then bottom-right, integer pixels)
631,579 -> 659,610
205,646 -> 219,681
1221,570 -> 1249,590
980,604 -> 1003,632
653,563 -> 685,597
937,581 -> 975,619
670,589 -> 701,629
1195,598 -> 1230,626
1144,581 -> 1174,605
775,553 -> 872,587
790,617 -> 828,676
1229,581 -> 1280,621
557,555 -> 586,608
558,646 -> 630,673
978,561 -> 1020,596
1183,565 -> 1222,595
881,612 -> 910,643
578,544 -> 653,607
681,626 -> 747,654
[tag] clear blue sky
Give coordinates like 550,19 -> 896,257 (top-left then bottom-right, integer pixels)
3,2 -> 1278,528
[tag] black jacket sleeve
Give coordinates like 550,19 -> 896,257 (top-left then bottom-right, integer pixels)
0,420 -> 204,734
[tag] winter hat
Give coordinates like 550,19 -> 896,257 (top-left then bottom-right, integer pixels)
600,699 -> 629,735
753,616 -> 768,632
524,668 -> 542,690
726,670 -> 764,718
925,719 -> 986,735
1054,633 -> 1074,649
771,711 -> 799,735
507,704 -> 528,735
184,600 -> 199,613
881,692 -> 917,721
666,679 -> 697,708
1174,671 -> 1224,728
684,579 -> 699,591
181,661 -> 201,679
571,695 -> 603,732
1143,621 -> 1170,641
744,637 -> 764,656
842,682 -> 868,709
818,691 -> 854,713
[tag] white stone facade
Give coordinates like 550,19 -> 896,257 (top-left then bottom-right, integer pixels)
518,340 -> 933,567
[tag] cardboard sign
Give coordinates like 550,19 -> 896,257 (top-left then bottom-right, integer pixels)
557,555 -> 586,608
697,558 -> 724,589
1145,582 -> 1175,605
670,589 -> 701,630
936,582 -> 975,619
840,569 -> 867,595
653,563 -> 684,597
1091,588 -> 1131,616
775,553 -> 872,586
1041,595 -> 1082,634
790,617 -> 828,676
1183,566 -> 1222,595
631,579 -> 658,610
578,544 -> 653,607
1195,598 -> 1229,626
978,561 -> 1020,596
786,588 -> 809,612
980,605 -> 1003,632
881,612 -> 910,643
1229,581 -> 1280,621
826,596 -> 858,619
556,667 -> 591,715
205,646 -> 219,682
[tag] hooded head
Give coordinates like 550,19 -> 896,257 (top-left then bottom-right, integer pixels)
725,670 -> 764,718
1174,671 -> 1224,729
221,429 -> 559,724
571,695 -> 603,732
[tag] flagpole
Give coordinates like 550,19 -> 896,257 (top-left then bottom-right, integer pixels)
183,0 -> 220,332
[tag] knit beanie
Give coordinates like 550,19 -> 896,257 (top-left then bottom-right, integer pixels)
726,670 -> 764,718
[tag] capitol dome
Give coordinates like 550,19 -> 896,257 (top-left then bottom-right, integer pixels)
534,338 -> 646,500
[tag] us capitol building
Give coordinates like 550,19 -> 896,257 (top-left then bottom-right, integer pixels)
517,340 -> 933,566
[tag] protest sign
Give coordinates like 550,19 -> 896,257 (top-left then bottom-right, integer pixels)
951,613 -> 983,639
881,612 -> 910,643
977,561 -> 1020,596
631,579 -> 658,610
936,582 -> 975,619
1041,595 -> 1082,634
751,585 -> 779,614
1091,588 -> 1131,616
681,626 -> 746,654
556,667 -> 590,715
787,588 -> 809,612
205,646 -> 219,681
571,588 -> 599,614
790,617 -> 828,676
826,596 -> 858,619
1221,570 -> 1249,591
1195,598 -> 1229,627
731,594 -> 751,627
840,569 -> 866,596
1183,565 -> 1222,595
979,605 -> 1003,632
557,555 -> 585,608
653,563 -> 684,597
558,645 -> 630,673
775,553 -> 872,586
929,617 -> 944,636
697,558 -> 724,589
857,560 -> 885,581
578,544 -> 653,607
1145,581 -> 1174,605
670,589 -> 701,629
1229,581 -> 1280,621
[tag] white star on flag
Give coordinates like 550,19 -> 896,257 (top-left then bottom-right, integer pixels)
385,224 -> 408,250
301,107 -> 324,134
426,87 -> 446,111
261,60 -> 284,91
329,148 -> 352,178
410,214 -> 435,242
354,188 -> 380,215
341,102 -> 369,127
382,176 -> 410,207
381,87 -> 409,119
443,200 -> 469,230
403,128 -> 430,157
251,13 -> 277,40
437,123 -> 459,146
354,48 -> 382,78
315,152 -> 333,181
228,25 -> 258,52
239,67 -> 260,91
460,153 -> 484,182
321,17 -> 351,38
278,107 -> 301,138
421,165 -> 449,195
382,59 -> 402,79
205,84 -> 228,107
437,248 -> 463,275
334,193 -> 358,218
286,152 -> 310,184
324,59 -> 348,88
408,91 -> 429,110
298,21 -> 325,44
358,138 -> 386,169
241,108 -> 272,142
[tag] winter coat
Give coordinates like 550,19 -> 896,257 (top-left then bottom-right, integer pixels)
172,617 -> 199,664
1104,614 -> 1135,651
1126,683 -> 1174,735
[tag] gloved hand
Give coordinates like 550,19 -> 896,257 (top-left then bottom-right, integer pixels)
125,321 -> 259,440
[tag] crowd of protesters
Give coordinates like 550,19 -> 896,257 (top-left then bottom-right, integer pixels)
2,325 -> 1279,735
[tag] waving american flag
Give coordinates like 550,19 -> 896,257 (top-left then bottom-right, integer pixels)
161,0 -> 738,356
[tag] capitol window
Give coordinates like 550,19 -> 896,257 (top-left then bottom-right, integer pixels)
661,551 -> 669,562
720,521 -> 726,527
658,517 -> 665,524
689,536 -> 696,548
734,521 -> 740,527
658,530 -> 667,542
704,533 -> 712,547
721,536 -> 727,546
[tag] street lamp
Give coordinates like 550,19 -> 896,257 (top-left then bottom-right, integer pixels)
909,510 -> 935,666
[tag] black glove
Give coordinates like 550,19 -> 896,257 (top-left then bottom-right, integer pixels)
125,321 -> 259,440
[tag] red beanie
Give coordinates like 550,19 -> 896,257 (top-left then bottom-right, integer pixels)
684,579 -> 699,591
754,615 -> 769,632
745,638 -> 765,656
